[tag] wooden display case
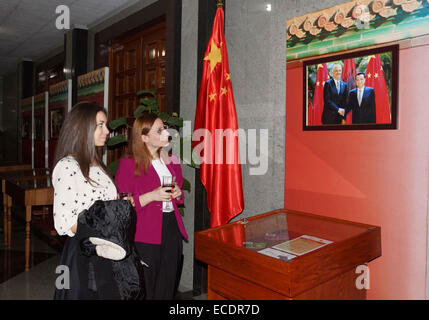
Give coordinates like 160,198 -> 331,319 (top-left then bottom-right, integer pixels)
194,209 -> 381,300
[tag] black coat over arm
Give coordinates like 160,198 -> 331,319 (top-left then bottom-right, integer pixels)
54,200 -> 145,300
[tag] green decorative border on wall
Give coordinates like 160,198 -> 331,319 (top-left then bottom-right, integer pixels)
34,101 -> 45,111
50,92 -> 68,103
287,0 -> 429,61
77,67 -> 106,98
77,82 -> 104,97
49,80 -> 68,103
21,104 -> 32,112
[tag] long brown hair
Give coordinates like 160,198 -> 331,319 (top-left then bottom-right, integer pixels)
128,111 -> 161,176
53,101 -> 110,185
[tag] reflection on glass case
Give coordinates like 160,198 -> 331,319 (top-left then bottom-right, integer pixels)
196,209 -> 381,299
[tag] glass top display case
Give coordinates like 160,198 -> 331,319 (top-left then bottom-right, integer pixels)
195,209 -> 381,300
205,210 -> 375,261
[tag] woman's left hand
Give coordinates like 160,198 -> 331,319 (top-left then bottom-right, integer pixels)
170,182 -> 182,200
124,196 -> 135,207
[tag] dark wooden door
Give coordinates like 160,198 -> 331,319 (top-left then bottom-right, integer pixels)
108,21 -> 166,165
142,32 -> 166,112
111,37 -> 141,119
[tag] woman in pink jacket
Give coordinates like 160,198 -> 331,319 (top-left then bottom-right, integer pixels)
115,111 -> 188,300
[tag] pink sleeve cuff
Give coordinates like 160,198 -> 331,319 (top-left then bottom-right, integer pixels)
133,194 -> 143,212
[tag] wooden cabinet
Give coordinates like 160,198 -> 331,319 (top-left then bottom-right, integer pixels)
108,21 -> 166,120
108,21 -> 166,164
195,209 -> 381,300
4,175 -> 53,270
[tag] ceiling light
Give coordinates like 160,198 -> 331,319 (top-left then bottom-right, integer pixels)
266,4 -> 272,12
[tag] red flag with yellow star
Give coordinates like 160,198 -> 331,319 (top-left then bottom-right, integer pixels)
365,54 -> 391,123
311,63 -> 329,125
193,7 -> 244,228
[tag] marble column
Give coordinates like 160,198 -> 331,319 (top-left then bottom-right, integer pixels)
178,0 -> 199,293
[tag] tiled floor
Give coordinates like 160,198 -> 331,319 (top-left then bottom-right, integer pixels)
0,203 -> 206,300
0,203 -> 63,299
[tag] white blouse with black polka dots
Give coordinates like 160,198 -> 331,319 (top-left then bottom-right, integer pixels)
52,156 -> 117,237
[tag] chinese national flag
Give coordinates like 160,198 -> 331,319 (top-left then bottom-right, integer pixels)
311,63 -> 329,125
365,54 -> 391,123
342,58 -> 357,124
193,8 -> 244,228
218,225 -> 245,247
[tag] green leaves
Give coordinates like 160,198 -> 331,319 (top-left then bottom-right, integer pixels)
136,89 -> 157,97
140,97 -> 157,105
178,206 -> 185,217
166,116 -> 183,128
182,178 -> 191,192
134,96 -> 159,118
134,105 -> 147,119
134,104 -> 158,118
106,133 -> 126,147
107,159 -> 120,178
158,112 -> 170,122
108,117 -> 128,130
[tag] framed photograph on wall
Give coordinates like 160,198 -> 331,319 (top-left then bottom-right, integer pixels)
22,117 -> 31,139
50,108 -> 64,139
34,115 -> 44,141
303,45 -> 398,130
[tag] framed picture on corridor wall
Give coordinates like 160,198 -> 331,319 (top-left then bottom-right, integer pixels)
303,44 -> 398,131
50,108 -> 64,139
34,115 -> 44,141
22,117 -> 31,139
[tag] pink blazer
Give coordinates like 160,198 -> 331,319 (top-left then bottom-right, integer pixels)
115,154 -> 188,244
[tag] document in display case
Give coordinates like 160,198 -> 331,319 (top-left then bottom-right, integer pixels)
194,209 -> 381,300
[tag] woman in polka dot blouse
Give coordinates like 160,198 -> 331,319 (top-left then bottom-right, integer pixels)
52,102 -> 119,299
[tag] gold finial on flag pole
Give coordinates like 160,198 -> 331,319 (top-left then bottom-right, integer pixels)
217,0 -> 223,8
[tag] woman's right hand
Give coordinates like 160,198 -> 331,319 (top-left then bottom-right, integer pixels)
138,186 -> 172,207
150,186 -> 173,202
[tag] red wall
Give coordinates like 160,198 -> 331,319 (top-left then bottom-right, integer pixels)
285,45 -> 429,299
